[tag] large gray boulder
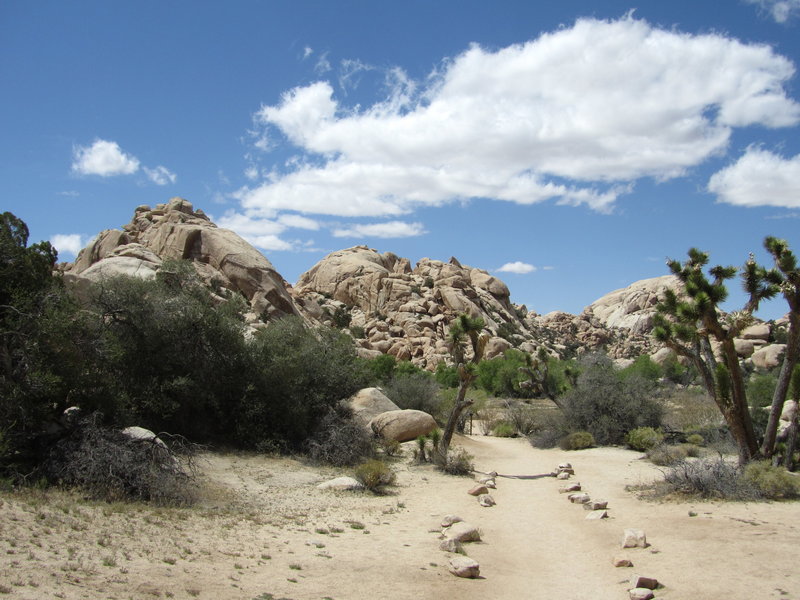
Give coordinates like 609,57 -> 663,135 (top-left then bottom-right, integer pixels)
752,344 -> 786,370
369,409 -> 437,442
346,388 -> 400,426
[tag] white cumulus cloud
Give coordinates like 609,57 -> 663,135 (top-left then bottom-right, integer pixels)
216,211 -> 323,251
497,261 -> 537,274
72,139 -> 140,176
332,221 -> 426,238
242,15 -> 800,219
144,165 -> 177,185
50,233 -> 84,257
708,147 -> 800,208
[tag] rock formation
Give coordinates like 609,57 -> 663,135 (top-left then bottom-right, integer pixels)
62,198 -> 790,372
63,198 -> 302,322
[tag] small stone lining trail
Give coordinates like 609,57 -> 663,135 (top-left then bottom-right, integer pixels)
398,435 -> 799,600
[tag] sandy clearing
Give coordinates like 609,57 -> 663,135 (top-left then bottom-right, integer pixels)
1,436 -> 798,600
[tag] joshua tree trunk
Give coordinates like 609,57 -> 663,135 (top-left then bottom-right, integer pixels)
761,315 -> 800,458
438,366 -> 475,459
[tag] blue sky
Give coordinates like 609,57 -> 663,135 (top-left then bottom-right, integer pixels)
2,1 -> 800,320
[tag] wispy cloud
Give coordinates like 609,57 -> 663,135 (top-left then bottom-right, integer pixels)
314,51 -> 331,74
745,0 -> 800,23
243,16 -> 799,221
332,221 -> 426,238
497,261 -> 537,274
708,147 -> 800,208
143,165 -> 177,185
302,46 -> 313,60
72,139 -> 139,176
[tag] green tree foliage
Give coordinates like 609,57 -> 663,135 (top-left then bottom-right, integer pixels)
475,349 -> 530,397
560,355 -> 662,446
0,212 -> 62,467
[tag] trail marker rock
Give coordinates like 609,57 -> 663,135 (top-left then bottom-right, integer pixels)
622,529 -> 648,548
449,556 -> 480,578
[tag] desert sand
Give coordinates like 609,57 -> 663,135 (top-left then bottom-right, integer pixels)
1,435 -> 798,600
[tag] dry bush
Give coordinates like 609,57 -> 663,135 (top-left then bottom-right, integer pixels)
354,459 -> 396,492
662,388 -> 722,432
43,416 -> 197,505
441,447 -> 474,476
626,427 -> 665,452
305,408 -> 375,467
646,443 -> 689,466
658,456 -> 759,500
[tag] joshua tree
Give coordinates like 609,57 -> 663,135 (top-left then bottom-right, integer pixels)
438,314 -> 488,459
518,347 -> 577,409
653,248 -> 780,464
759,237 -> 800,459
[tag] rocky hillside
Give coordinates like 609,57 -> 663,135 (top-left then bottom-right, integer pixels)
63,198 -> 789,371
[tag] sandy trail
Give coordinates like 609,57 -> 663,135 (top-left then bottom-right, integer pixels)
1,435 -> 799,599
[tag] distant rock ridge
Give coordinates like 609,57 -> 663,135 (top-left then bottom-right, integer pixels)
62,199 -> 788,371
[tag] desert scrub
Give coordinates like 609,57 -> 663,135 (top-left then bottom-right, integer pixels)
559,431 -> 595,450
686,433 -> 705,446
659,456 -> 759,500
646,443 -> 689,466
743,461 -> 800,499
625,427 -> 664,451
491,422 -> 516,438
354,459 -> 396,492
440,447 -> 474,476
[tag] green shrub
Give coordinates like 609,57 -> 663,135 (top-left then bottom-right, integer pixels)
349,325 -> 365,339
620,355 -> 662,382
686,433 -> 705,446
366,354 -> 397,383
559,431 -> 595,450
492,422 -> 517,438
354,459 -> 396,492
625,427 -> 664,451
441,448 -> 474,476
743,461 -> 800,499
646,443 -> 689,466
382,372 -> 441,414
476,349 -> 530,397
434,362 -> 459,388
560,355 -> 662,445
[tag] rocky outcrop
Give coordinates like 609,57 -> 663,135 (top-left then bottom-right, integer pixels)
63,198 -> 301,320
295,246 -> 530,368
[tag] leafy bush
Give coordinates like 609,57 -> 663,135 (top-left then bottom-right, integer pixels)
646,443 -> 688,466
349,325 -> 365,339
382,372 -> 441,415
354,459 -> 396,492
743,461 -> 800,499
434,362 -> 459,388
441,447 -> 474,476
476,349 -> 531,398
496,321 -> 521,345
366,354 -> 397,384
559,431 -> 595,450
42,416 -> 197,505
686,433 -> 705,446
492,422 -> 516,437
305,408 -> 375,467
625,427 -> 664,451
620,355 -> 662,382
560,355 -> 662,445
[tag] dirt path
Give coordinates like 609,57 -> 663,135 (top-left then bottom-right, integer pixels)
1,436 -> 799,599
